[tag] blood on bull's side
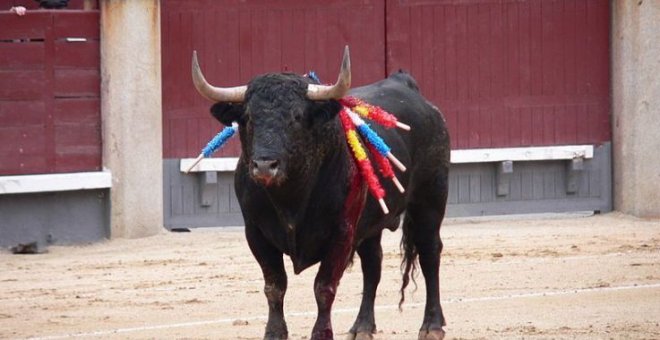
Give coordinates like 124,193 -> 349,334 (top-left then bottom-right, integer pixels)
190,46 -> 450,340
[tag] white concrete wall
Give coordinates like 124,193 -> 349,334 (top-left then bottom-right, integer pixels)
612,0 -> 660,217
100,0 -> 164,237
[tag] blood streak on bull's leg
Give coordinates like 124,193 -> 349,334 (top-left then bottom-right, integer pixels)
310,169 -> 366,340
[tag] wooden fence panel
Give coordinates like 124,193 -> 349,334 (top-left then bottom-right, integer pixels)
386,0 -> 611,149
0,11 -> 101,175
161,0 -> 386,159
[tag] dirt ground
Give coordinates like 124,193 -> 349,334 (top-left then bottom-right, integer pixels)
1,212 -> 659,340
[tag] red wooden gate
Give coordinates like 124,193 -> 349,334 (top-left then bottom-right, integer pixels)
387,0 -> 611,149
161,0 -> 611,159
161,0 -> 386,159
0,10 -> 101,176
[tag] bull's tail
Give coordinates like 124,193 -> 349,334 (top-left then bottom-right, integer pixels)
399,215 -> 418,310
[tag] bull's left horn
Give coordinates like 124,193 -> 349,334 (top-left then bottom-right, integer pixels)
307,45 -> 351,100
192,51 -> 247,103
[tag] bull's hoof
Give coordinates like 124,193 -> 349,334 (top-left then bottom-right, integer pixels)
345,331 -> 374,340
418,329 -> 445,340
264,335 -> 287,340
264,330 -> 288,340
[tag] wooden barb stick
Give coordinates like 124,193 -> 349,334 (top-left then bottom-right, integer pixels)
386,152 -> 407,172
395,121 -> 411,131
392,176 -> 405,193
184,154 -> 205,173
377,198 -> 389,214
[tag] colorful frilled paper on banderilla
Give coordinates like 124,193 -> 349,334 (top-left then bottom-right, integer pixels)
338,96 -> 410,214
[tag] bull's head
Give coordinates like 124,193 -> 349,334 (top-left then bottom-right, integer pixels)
192,46 -> 351,186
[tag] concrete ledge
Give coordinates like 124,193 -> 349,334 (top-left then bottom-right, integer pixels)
180,157 -> 240,172
0,171 -> 112,195
450,145 -> 593,164
179,145 -> 595,172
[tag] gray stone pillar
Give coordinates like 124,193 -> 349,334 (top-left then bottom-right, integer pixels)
100,0 -> 164,237
612,0 -> 660,217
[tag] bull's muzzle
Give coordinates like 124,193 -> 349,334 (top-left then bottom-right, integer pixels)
251,158 -> 281,185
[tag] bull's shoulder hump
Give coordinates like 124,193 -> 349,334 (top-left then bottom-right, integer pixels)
348,73 -> 420,100
386,70 -> 420,93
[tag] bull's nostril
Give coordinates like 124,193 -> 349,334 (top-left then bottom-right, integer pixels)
269,160 -> 279,170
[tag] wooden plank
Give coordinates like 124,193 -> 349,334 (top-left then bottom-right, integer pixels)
541,0 -> 563,96
43,15 -> 56,171
563,0 -> 577,95
54,40 -> 99,68
518,1 -> 531,97
505,1 -> 520,98
574,0 -> 588,95
385,0 -> 410,72
0,126 -> 47,154
0,101 -> 46,126
65,119 -> 98,149
477,3 -> 491,99
0,42 -> 45,70
0,12 -> 49,40
458,174 -> 470,204
53,69 -> 100,97
55,153 -> 101,173
0,156 -> 49,175
53,98 -> 99,123
54,123 -> 101,153
0,70 -> 47,100
543,106 -> 556,145
444,4 -> 457,101
53,11 -> 99,39
529,0 -> 543,96
489,2 -> 504,99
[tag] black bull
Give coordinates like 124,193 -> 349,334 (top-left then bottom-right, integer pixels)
193,48 -> 450,340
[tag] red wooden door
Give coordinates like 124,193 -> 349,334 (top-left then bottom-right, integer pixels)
0,11 -> 101,176
162,0 -> 611,158
387,0 -> 611,150
161,0 -> 386,159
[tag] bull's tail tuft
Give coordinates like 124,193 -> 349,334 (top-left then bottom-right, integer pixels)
399,218 -> 418,310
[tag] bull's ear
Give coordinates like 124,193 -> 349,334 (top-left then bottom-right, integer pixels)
210,103 -> 246,126
309,100 -> 342,125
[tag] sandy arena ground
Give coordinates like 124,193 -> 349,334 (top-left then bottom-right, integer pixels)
1,212 -> 659,339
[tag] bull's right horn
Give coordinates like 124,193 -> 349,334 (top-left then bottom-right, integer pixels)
307,45 -> 351,100
192,51 -> 247,103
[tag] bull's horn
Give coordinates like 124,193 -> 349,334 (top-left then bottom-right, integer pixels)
307,45 -> 351,100
192,50 -> 247,103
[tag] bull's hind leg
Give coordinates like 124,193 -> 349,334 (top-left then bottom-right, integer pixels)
347,232 -> 383,340
403,178 -> 448,340
245,227 -> 288,340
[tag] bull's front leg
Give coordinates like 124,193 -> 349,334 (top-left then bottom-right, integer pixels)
311,175 -> 365,340
311,235 -> 352,340
245,226 -> 289,340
